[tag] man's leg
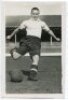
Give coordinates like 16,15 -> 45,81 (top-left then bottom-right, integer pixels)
10,48 -> 21,59
10,43 -> 28,60
28,55 -> 40,81
31,55 -> 39,70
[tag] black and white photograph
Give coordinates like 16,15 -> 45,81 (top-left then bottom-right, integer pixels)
1,1 -> 66,99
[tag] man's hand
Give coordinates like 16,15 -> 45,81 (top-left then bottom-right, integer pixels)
55,37 -> 60,41
47,30 -> 60,42
6,35 -> 11,40
6,27 -> 19,40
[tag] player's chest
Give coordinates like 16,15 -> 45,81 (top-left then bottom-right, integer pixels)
26,21 -> 42,29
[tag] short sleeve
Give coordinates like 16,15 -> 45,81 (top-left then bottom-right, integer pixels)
19,21 -> 27,29
42,21 -> 50,32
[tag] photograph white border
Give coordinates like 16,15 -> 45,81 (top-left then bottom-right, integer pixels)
0,0 -> 66,99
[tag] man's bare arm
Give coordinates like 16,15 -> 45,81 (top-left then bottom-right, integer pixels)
42,23 -> 60,41
7,21 -> 26,40
6,27 -> 20,40
47,30 -> 60,41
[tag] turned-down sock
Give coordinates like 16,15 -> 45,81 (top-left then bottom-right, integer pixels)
30,65 -> 38,72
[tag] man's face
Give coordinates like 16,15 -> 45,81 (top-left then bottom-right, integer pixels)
31,10 -> 40,20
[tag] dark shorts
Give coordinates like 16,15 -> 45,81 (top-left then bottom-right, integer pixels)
16,35 -> 41,57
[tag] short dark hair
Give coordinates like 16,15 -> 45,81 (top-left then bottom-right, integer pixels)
31,7 -> 40,13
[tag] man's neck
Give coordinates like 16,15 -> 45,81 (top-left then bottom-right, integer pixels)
31,17 -> 40,21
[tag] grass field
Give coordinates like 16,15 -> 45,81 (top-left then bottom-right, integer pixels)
6,56 -> 62,93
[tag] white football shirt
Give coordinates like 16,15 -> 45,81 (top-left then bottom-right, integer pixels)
19,18 -> 50,38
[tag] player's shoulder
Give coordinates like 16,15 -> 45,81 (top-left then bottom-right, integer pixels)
39,20 -> 46,25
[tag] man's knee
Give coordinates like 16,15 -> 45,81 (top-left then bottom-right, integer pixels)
11,49 -> 21,59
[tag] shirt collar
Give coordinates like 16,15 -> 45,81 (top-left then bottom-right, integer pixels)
30,18 -> 40,22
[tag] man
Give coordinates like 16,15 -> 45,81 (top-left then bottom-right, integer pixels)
7,7 -> 60,81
